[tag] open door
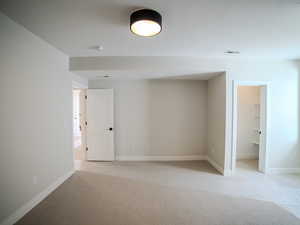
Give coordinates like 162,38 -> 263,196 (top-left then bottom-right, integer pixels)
231,81 -> 269,174
86,89 -> 114,161
258,86 -> 267,172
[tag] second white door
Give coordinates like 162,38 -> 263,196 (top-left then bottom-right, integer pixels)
86,89 -> 114,161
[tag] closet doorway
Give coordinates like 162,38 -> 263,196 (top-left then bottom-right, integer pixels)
231,81 -> 269,173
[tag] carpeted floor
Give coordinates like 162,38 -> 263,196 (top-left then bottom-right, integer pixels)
74,160 -> 300,217
15,168 -> 300,225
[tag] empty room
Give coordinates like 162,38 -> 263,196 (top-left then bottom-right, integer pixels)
1,1 -> 300,225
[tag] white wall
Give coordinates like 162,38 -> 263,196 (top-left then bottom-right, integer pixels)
225,61 -> 300,171
89,79 -> 208,158
207,74 -> 227,170
72,73 -> 88,89
0,12 -> 73,223
236,86 -> 260,160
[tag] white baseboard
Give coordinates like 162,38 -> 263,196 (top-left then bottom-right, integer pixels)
116,155 -> 207,161
266,168 -> 300,175
1,169 -> 75,225
206,156 -> 224,175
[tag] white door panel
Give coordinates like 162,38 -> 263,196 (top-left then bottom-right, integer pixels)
258,86 -> 266,172
86,89 -> 114,161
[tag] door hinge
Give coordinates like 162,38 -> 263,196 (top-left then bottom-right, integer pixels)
85,121 -> 87,126
86,147 -> 88,151
85,95 -> 87,100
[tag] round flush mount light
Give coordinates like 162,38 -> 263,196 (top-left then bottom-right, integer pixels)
130,9 -> 162,37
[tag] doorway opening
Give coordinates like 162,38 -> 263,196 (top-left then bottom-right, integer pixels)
72,89 -> 86,164
231,81 -> 269,174
236,86 -> 260,172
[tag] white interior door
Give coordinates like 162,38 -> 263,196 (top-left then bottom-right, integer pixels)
258,86 -> 267,172
86,89 -> 114,161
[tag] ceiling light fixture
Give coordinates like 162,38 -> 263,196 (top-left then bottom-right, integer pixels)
130,9 -> 162,37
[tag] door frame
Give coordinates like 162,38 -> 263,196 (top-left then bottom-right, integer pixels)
79,89 -> 87,161
72,88 -> 87,161
231,80 -> 270,173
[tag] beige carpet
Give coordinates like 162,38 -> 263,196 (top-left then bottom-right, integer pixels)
15,170 -> 300,225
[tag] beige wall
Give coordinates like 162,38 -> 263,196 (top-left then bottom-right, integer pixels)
89,79 -> 208,158
207,74 -> 227,169
0,12 -> 73,222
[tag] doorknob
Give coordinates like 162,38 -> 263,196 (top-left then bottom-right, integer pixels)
107,127 -> 113,131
